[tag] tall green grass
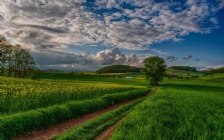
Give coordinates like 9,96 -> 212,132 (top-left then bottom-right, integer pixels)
111,74 -> 224,139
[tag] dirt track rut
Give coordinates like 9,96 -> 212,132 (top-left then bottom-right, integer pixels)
15,88 -> 157,140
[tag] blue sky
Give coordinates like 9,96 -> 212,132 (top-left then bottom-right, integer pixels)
0,0 -> 223,71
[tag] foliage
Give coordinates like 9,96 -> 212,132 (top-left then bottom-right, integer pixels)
143,56 -> 166,86
0,36 -> 39,78
102,89 -> 148,105
168,66 -> 197,72
203,67 -> 224,75
0,89 -> 148,140
0,98 -> 106,140
52,99 -> 143,140
111,74 -> 224,140
166,69 -> 202,79
96,65 -> 140,74
31,67 -> 42,80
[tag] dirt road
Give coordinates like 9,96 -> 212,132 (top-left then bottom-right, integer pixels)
15,88 -> 157,140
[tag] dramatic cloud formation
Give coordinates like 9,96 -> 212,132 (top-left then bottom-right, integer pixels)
32,50 -> 96,65
32,48 -> 143,70
0,0 -> 223,70
0,0 -> 222,50
96,48 -> 126,65
183,55 -> 192,60
96,48 -> 142,66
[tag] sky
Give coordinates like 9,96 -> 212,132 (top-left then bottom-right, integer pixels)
0,0 -> 223,71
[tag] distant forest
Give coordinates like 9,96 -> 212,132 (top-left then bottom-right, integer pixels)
168,66 -> 197,72
203,67 -> 224,75
96,65 -> 141,74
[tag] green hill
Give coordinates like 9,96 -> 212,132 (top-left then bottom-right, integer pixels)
96,65 -> 141,74
203,67 -> 224,75
168,66 -> 197,72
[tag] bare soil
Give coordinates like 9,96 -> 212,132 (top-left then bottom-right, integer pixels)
95,116 -> 127,140
15,88 -> 156,140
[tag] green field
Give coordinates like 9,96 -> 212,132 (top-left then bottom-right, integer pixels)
0,73 -> 149,140
40,72 -> 147,86
0,76 -> 142,115
166,69 -> 203,77
111,74 -> 224,139
0,72 -> 223,140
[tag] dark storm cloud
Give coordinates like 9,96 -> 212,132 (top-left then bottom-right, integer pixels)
32,50 -> 96,65
24,25 -> 67,34
183,54 -> 192,60
166,55 -> 178,62
32,48 -> 142,66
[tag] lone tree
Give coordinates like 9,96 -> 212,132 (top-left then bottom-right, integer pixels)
143,56 -> 166,86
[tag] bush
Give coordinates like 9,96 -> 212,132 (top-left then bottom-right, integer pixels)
102,89 -> 148,105
0,99 -> 106,140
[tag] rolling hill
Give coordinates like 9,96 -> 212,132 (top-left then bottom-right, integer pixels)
96,65 -> 141,74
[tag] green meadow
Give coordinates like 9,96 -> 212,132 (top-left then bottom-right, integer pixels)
111,73 -> 224,139
0,71 -> 224,140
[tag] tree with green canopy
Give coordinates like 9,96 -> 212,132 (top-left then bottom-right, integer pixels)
0,35 -> 40,78
143,56 -> 166,86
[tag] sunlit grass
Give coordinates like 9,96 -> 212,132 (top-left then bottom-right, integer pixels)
111,73 -> 224,139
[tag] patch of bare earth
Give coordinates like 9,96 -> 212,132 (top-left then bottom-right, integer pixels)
15,88 -> 157,140
95,116 -> 127,140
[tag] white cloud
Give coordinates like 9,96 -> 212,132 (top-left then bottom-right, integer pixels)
198,65 -> 224,71
210,17 -> 218,25
151,48 -> 168,55
219,0 -> 224,9
0,0 -> 222,51
96,48 -> 126,65
0,0 -> 223,70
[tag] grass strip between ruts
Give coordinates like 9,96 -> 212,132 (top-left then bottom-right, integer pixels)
52,97 -> 144,140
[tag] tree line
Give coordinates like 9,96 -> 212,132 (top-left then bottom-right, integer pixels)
0,36 -> 40,79
96,65 -> 140,74
168,66 -> 197,72
203,67 -> 224,75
